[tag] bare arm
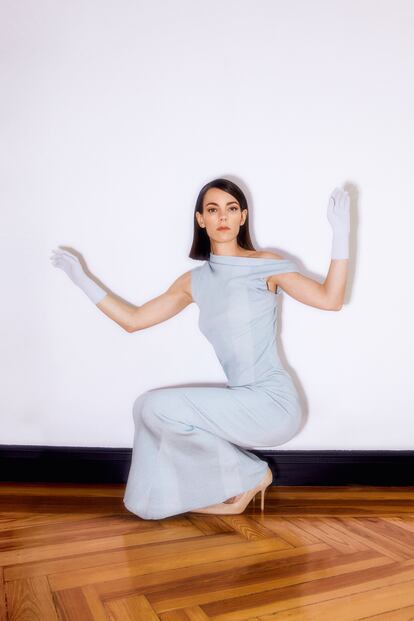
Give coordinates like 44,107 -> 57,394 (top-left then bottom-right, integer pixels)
96,270 -> 193,332
321,258 -> 348,310
272,263 -> 347,310
266,252 -> 348,310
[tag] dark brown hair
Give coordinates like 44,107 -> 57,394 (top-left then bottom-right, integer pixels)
189,178 -> 255,260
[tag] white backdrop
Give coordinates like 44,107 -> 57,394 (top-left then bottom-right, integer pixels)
1,0 -> 413,449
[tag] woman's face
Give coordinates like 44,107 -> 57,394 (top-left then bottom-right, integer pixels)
196,187 -> 247,244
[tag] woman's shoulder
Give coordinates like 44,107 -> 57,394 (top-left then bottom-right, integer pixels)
248,250 -> 285,260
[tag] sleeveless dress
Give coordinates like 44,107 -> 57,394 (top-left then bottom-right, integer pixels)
123,252 -> 303,520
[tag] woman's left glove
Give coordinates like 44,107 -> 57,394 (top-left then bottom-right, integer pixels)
327,187 -> 350,259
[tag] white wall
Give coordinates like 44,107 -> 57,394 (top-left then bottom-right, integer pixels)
1,0 -> 413,449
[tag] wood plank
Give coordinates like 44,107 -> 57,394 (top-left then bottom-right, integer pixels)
354,515 -> 414,549
5,529 -> 236,581
0,511 -> 106,532
178,515 -> 235,535
159,606 -> 210,620
200,562 -> 414,620
0,514 -> 161,549
279,516 -> 370,553
361,604 -> 414,620
150,551 -> 393,613
0,524 -> 202,566
105,594 -> 159,620
54,585 -> 109,621
254,576 -> 414,620
213,515 -> 291,542
0,568 -> 6,621
47,536 -> 302,592
256,486 -> 414,516
6,576 -> 59,621
82,585 -> 111,620
93,544 -> 331,602
326,516 -> 413,560
381,516 -> 414,539
260,487 -> 414,501
254,515 -> 321,547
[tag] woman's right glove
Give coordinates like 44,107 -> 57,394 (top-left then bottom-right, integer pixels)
326,187 -> 350,259
50,248 -> 108,304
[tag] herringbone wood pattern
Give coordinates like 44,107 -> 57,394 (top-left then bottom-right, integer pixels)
1,483 -> 414,620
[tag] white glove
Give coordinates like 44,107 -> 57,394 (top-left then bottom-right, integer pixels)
327,187 -> 350,259
50,248 -> 108,304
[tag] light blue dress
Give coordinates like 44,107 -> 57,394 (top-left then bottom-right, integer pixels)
123,252 -> 303,519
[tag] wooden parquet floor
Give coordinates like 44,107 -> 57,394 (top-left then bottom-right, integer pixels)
1,483 -> 414,620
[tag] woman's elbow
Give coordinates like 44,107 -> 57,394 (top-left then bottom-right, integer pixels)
125,319 -> 143,333
329,302 -> 343,311
125,317 -> 139,332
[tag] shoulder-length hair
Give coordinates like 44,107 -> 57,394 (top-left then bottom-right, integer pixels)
189,178 -> 255,260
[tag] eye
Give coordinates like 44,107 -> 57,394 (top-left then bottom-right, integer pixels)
206,205 -> 239,213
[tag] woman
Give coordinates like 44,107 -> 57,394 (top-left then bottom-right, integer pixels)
50,178 -> 350,520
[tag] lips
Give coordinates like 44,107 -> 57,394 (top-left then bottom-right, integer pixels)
217,226 -> 230,230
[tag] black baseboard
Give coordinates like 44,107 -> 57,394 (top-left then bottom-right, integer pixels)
1,445 -> 414,485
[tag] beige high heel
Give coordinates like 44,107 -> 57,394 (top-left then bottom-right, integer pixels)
189,467 -> 273,515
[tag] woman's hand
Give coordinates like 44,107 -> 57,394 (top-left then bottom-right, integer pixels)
326,187 -> 350,259
50,248 -> 108,304
50,248 -> 87,287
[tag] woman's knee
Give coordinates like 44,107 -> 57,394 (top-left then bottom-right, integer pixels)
132,388 -> 170,427
132,392 -> 149,424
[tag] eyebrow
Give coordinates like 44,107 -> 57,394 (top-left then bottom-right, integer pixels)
205,201 -> 239,207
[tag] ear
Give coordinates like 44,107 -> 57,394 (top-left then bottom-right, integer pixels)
196,212 -> 205,228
